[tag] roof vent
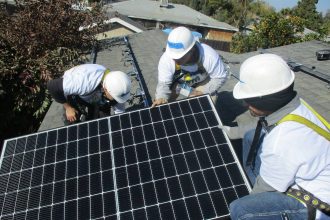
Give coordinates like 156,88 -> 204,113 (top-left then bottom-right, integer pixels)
160,0 -> 169,8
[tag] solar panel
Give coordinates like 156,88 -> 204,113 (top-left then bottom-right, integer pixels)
0,95 -> 251,219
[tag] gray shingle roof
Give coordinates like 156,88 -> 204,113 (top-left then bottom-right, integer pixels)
108,0 -> 238,32
39,30 -> 330,131
219,40 -> 330,121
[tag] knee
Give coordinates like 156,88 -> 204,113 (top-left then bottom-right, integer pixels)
229,198 -> 244,220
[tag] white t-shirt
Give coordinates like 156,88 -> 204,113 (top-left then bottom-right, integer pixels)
260,103 -> 330,219
62,64 -> 124,113
63,64 -> 105,102
158,43 -> 227,83
155,43 -> 227,99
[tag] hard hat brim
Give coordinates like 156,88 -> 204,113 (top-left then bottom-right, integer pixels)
112,92 -> 130,104
165,39 -> 196,60
233,70 -> 295,99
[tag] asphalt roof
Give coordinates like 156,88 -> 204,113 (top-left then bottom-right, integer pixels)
108,0 -> 238,32
39,30 -> 330,131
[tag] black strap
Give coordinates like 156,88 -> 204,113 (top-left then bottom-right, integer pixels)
67,95 -> 90,116
169,53 -> 206,90
246,117 -> 267,168
287,186 -> 330,219
170,71 -> 186,90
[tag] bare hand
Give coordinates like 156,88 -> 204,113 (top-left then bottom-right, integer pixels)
64,105 -> 78,122
151,98 -> 168,108
189,89 -> 203,97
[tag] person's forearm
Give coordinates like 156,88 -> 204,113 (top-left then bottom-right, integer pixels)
202,77 -> 227,95
63,102 -> 74,110
155,81 -> 172,100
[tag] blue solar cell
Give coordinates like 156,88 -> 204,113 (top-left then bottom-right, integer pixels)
160,105 -> 172,120
78,176 -> 90,198
190,98 -> 203,113
130,111 -> 142,127
91,194 -> 104,219
57,128 -> 67,144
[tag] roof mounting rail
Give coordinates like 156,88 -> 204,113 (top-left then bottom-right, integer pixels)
124,36 -> 152,107
287,61 -> 330,84
160,0 -> 169,8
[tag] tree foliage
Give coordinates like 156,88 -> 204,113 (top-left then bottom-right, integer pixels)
293,0 -> 323,32
0,0 -> 106,142
231,13 -> 306,53
324,10 -> 330,34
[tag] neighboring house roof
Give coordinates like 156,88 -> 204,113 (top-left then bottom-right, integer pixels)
105,11 -> 147,32
39,31 -> 330,131
108,0 -> 238,32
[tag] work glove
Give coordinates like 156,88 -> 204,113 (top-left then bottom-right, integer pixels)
218,125 -> 242,140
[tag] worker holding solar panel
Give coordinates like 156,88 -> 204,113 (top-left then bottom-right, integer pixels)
227,54 -> 330,219
151,26 -> 228,107
47,64 -> 131,124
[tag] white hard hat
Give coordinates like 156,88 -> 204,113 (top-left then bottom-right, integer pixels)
103,71 -> 131,103
166,26 -> 196,60
233,54 -> 295,99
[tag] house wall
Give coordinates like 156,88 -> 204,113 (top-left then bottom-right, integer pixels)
205,29 -> 234,42
96,26 -> 134,40
126,18 -> 235,51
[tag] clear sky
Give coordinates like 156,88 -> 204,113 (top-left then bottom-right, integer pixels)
264,0 -> 329,15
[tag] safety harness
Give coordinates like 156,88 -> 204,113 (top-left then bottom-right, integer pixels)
246,99 -> 330,219
170,58 -> 207,90
275,99 -> 330,219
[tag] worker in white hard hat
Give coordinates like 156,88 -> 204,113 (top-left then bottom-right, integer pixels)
151,26 -> 228,107
226,54 -> 330,219
47,64 -> 131,123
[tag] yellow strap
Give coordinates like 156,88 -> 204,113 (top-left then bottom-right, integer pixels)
175,63 -> 181,71
277,114 -> 330,141
101,69 -> 111,82
300,98 -> 330,130
286,193 -> 306,205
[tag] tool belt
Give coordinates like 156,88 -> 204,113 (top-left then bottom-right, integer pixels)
286,186 -> 330,219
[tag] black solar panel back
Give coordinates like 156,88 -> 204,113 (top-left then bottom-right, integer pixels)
0,95 -> 250,219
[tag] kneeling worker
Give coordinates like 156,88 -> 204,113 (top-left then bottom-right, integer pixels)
152,26 -> 228,107
47,64 -> 131,123
228,54 -> 330,219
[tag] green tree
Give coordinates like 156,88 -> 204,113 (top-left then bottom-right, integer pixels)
231,13 -> 306,53
0,0 -> 106,143
250,0 -> 275,17
323,10 -> 330,34
293,0 -> 323,31
279,7 -> 294,16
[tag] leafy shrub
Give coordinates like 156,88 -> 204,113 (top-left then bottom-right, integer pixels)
230,14 -> 315,53
0,0 -> 106,143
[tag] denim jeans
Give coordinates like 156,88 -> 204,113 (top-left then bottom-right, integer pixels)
229,129 -> 308,219
230,192 -> 308,219
242,129 -> 264,186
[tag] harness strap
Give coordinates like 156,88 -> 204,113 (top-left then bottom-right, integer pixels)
300,98 -> 330,130
171,50 -> 206,89
276,99 -> 330,141
277,100 -> 330,217
246,117 -> 266,167
101,69 -> 111,82
286,187 -> 330,218
276,114 -> 330,141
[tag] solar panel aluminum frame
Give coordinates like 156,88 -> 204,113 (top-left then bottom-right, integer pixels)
204,96 -> 252,192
